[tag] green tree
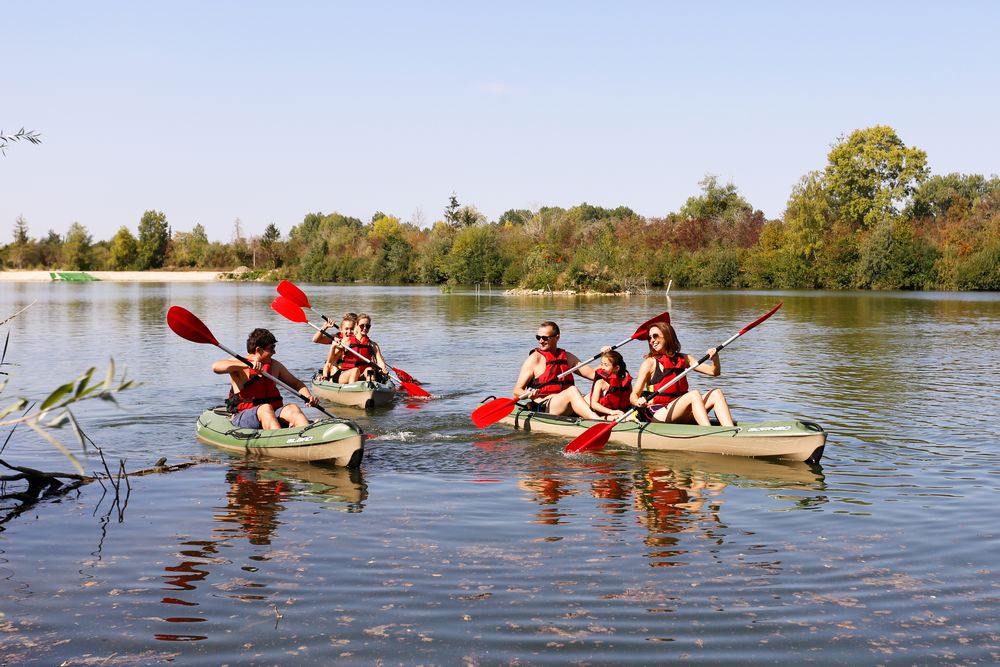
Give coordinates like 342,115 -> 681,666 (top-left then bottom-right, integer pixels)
678,175 -> 753,222
498,209 -> 532,226
905,173 -> 1000,220
10,215 -> 31,268
37,230 -> 62,267
136,210 -> 169,269
854,219 -> 938,289
62,222 -> 92,270
259,223 -> 282,268
170,224 -> 209,267
444,194 -> 461,227
108,226 -> 138,270
784,170 -> 832,260
825,125 -> 929,228
446,225 -> 505,284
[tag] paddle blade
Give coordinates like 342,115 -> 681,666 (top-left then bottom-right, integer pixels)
564,421 -> 615,454
271,296 -> 310,323
400,380 -> 431,398
470,397 -> 519,428
392,366 -> 422,385
632,310 -> 671,341
166,306 -> 219,346
276,279 -> 311,308
738,302 -> 782,335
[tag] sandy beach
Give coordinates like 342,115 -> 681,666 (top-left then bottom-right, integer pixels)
0,270 -> 223,282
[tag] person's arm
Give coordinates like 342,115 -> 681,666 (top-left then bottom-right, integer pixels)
272,360 -> 318,406
372,341 -> 390,373
213,357 -> 259,374
691,348 -> 721,377
568,352 -> 597,381
513,353 -> 540,400
630,359 -> 654,407
311,321 -> 336,344
588,378 -> 618,416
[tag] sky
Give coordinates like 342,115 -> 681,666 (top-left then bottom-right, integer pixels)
3,1 -> 998,242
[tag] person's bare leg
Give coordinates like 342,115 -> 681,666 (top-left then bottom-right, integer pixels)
655,390 -> 711,425
548,387 -> 603,420
278,404 -> 310,428
256,404 -> 280,430
703,388 -> 734,426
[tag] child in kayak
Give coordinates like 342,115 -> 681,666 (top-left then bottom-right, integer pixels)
630,321 -> 734,427
347,313 -> 390,382
213,328 -> 318,430
587,350 -> 632,419
318,313 -> 357,381
513,320 -> 607,421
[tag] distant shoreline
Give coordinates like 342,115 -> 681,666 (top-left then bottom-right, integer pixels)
0,270 -> 223,283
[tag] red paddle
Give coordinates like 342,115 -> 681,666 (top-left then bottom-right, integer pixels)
276,279 -> 424,385
470,310 -> 671,429
165,305 -> 340,420
270,296 -> 431,398
564,302 -> 783,454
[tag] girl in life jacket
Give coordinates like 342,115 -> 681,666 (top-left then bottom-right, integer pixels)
320,314 -> 357,382
629,321 -> 734,427
586,349 -> 633,418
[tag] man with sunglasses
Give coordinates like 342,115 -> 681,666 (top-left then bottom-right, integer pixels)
512,321 -> 607,420
213,327 -> 318,430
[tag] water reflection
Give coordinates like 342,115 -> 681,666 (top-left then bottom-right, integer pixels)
154,460 -> 366,642
518,452 -> 826,566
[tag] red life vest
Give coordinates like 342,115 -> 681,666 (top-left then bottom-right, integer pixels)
230,363 -> 282,413
339,335 -> 375,372
594,368 -> 633,410
529,348 -> 575,397
647,353 -> 689,406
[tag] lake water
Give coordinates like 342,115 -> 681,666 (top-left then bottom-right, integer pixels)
1,283 -> 998,665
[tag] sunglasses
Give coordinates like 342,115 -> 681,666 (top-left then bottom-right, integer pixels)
357,323 -> 370,330
649,333 -> 663,340
535,334 -> 557,341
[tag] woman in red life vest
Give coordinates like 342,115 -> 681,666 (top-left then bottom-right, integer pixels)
212,328 -> 318,430
587,349 -> 632,418
630,321 -> 734,426
512,320 -> 607,420
345,313 -> 390,383
320,313 -> 357,381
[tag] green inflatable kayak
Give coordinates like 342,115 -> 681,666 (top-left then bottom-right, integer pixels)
196,407 -> 365,467
497,403 -> 826,463
310,377 -> 396,409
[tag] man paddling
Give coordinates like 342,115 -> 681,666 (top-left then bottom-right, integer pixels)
513,321 -> 607,420
213,328 -> 318,430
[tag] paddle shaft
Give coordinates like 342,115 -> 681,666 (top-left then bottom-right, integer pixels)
556,333 -> 635,379
216,341 -> 338,420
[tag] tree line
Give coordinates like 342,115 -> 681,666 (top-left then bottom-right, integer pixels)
3,125 -> 998,290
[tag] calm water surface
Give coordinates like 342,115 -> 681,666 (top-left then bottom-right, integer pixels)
1,283 -> 998,665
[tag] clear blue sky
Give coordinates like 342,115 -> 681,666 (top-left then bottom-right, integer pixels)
3,1 -> 998,242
